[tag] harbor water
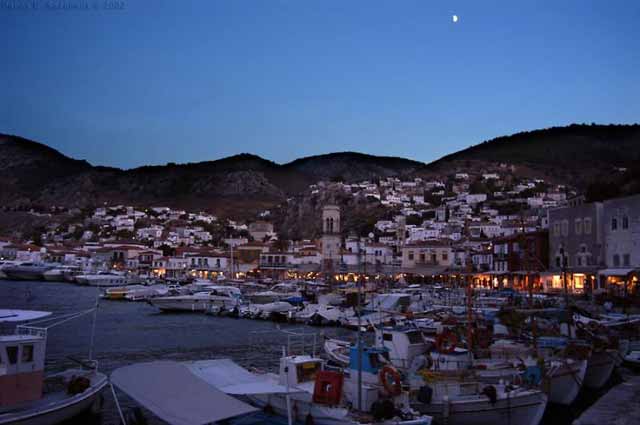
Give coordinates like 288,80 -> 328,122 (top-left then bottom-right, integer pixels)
0,280 -> 621,425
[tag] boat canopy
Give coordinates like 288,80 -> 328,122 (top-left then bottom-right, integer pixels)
186,359 -> 299,395
110,361 -> 257,425
0,310 -> 52,323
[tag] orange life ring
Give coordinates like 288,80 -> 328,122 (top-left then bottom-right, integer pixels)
436,330 -> 458,354
380,365 -> 402,396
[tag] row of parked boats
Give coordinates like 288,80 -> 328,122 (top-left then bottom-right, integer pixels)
3,270 -> 640,425
2,302 -> 638,425
98,277 -> 640,425
0,261 -> 144,286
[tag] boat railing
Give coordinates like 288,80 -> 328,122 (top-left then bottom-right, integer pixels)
247,327 -> 321,366
16,325 -> 47,339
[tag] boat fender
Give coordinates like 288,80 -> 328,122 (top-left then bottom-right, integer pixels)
481,385 -> 498,405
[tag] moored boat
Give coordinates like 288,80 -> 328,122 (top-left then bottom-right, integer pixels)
0,310 -> 107,425
410,380 -> 547,425
75,271 -> 127,287
2,263 -> 52,281
148,286 -> 242,312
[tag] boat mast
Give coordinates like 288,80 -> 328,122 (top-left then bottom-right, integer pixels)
229,240 -> 234,279
520,215 -> 538,356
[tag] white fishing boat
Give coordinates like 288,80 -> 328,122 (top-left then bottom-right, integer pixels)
487,338 -> 589,405
0,310 -> 107,425
188,347 -> 432,425
148,286 -> 242,312
410,379 -> 547,425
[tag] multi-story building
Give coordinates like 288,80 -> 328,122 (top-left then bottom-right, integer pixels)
600,194 -> 640,294
547,202 -> 604,293
401,241 -> 453,275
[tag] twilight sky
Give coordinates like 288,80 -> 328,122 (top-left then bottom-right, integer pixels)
1,0 -> 638,169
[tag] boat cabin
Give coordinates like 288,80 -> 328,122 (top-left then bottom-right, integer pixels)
207,286 -> 242,299
347,345 -> 390,385
0,330 -> 46,406
278,355 -> 323,388
376,327 -> 427,369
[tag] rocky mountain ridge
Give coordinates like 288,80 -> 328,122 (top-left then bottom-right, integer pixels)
1,124 -> 639,219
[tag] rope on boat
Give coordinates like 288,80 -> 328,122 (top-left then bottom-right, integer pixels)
21,308 -> 96,329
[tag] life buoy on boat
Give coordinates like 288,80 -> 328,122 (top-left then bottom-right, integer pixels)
436,330 -> 458,354
380,365 -> 402,396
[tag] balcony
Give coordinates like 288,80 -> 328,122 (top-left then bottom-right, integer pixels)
259,261 -> 295,270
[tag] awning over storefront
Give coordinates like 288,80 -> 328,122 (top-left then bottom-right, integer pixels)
399,265 -> 448,275
597,268 -> 636,277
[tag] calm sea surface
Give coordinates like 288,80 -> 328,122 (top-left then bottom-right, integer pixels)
0,280 -> 616,425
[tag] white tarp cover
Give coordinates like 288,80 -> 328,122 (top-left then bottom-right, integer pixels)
111,361 -> 257,425
186,359 -> 297,395
0,309 -> 51,322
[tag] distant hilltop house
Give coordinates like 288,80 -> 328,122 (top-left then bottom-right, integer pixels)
248,221 -> 275,241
